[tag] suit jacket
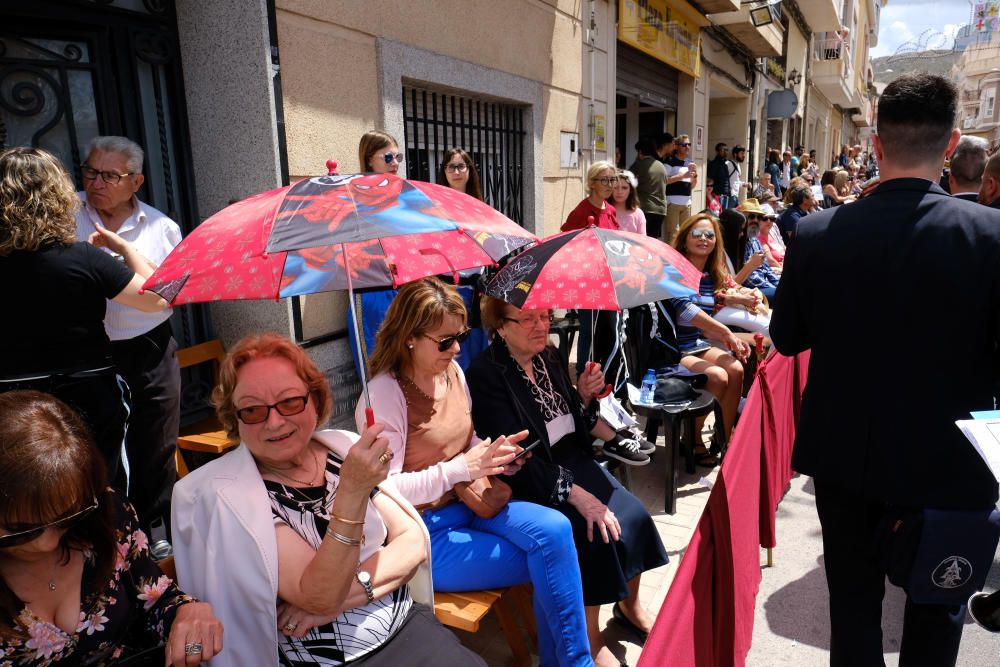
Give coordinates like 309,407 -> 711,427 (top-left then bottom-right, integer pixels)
771,178 -> 1000,509
953,192 -> 979,202
171,431 -> 433,667
465,341 -> 594,506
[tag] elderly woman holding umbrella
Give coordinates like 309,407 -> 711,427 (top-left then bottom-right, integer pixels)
466,296 -> 668,665
356,277 -> 594,667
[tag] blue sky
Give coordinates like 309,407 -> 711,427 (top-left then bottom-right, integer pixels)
871,0 -> 974,58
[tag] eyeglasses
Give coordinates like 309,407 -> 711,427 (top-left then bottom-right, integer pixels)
503,313 -> 553,329
381,152 -> 404,165
236,395 -> 310,425
593,177 -> 618,186
422,328 -> 471,352
0,498 -> 99,548
80,164 -> 135,185
677,143 -> 691,148
745,214 -> 765,222
689,229 -> 715,240
445,162 -> 468,174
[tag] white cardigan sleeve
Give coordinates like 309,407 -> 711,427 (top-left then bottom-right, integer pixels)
356,369 -> 472,506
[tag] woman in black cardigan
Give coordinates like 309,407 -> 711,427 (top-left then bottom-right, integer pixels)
466,297 -> 668,663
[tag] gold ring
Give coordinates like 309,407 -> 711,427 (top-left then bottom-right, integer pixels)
284,623 -> 298,632
184,642 -> 203,655
378,452 -> 392,465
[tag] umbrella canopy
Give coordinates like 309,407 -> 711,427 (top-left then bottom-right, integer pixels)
143,173 -> 536,304
484,226 -> 703,311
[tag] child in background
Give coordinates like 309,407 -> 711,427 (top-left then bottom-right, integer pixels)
609,170 -> 646,235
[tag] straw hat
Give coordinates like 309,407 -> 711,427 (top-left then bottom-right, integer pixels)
737,198 -> 766,215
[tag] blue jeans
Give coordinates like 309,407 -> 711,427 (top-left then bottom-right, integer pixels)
423,501 -> 592,667
758,285 -> 777,302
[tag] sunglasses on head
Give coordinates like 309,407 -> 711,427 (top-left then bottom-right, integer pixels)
422,328 -> 471,352
689,229 -> 715,240
236,395 -> 310,425
0,498 -> 99,548
381,152 -> 404,165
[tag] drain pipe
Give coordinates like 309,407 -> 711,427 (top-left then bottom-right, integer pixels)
588,0 -> 597,158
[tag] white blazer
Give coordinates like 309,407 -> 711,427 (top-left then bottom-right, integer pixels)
171,429 -> 433,667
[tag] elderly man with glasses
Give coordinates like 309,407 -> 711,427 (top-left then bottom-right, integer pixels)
75,135 -> 182,537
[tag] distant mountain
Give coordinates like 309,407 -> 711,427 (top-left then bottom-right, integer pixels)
871,50 -> 961,84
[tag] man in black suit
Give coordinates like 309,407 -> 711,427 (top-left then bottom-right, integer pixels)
979,151 -> 1000,208
771,74 -> 1000,666
947,135 -> 988,202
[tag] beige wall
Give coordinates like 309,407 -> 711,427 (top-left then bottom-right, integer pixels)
273,0 -> 606,333
786,22 -> 809,119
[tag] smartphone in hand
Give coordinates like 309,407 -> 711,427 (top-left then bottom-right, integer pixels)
510,439 -> 542,462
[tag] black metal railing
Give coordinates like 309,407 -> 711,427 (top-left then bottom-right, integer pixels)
402,86 -> 526,224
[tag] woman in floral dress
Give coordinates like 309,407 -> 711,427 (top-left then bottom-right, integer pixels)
0,390 -> 222,666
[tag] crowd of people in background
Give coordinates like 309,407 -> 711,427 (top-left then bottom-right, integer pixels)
2,70 -> 1000,667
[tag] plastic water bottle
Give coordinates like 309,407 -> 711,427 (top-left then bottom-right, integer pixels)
639,369 -> 656,404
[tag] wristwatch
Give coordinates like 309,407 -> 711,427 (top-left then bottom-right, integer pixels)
356,568 -> 374,603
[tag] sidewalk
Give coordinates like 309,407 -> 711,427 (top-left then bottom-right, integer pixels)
459,426 -> 721,666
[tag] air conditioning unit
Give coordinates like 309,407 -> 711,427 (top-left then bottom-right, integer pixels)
964,118 -> 975,129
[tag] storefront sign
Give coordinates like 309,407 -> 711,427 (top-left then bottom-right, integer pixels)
594,115 -> 606,152
618,0 -> 704,78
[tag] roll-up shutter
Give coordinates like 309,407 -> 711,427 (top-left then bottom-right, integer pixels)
616,42 -> 679,109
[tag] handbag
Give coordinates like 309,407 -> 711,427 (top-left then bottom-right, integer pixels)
453,475 -> 512,519
877,507 -> 1000,605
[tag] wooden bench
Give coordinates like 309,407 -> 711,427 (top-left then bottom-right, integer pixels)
159,553 -> 536,666
175,340 -> 238,475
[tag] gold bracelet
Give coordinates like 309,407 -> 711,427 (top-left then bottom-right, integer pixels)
329,513 -> 366,526
326,530 -> 364,547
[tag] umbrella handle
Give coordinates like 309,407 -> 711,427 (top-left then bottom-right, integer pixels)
595,383 -> 613,399
365,406 -> 375,428
326,160 -> 339,176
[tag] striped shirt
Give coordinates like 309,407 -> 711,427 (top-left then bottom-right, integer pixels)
671,273 -> 716,353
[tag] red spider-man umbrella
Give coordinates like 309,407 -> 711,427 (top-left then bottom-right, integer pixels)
483,223 -> 702,311
143,167 -> 536,422
483,222 -> 702,393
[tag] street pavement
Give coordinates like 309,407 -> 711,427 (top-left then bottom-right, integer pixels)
748,474 -> 1000,667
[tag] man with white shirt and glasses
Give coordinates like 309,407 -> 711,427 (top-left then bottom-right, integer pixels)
75,136 -> 182,534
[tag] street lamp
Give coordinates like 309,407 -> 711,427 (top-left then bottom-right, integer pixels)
788,68 -> 803,86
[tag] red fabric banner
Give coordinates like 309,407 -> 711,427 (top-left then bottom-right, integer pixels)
638,351 -> 808,667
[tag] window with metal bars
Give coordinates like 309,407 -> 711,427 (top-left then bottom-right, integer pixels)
402,86 -> 526,224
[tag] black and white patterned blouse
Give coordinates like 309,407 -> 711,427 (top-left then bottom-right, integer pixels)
516,355 -> 577,504
265,451 -> 412,666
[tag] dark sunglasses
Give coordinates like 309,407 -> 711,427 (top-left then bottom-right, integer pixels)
236,395 -> 310,425
689,229 -> 715,240
0,498 -> 99,548
422,328 -> 471,352
677,142 -> 691,147
381,152 -> 404,165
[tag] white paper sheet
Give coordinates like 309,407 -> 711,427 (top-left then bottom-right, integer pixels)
955,419 -> 1000,483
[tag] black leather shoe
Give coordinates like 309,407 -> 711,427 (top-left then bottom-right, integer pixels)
612,602 -> 649,643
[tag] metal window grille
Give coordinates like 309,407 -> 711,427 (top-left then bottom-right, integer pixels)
402,86 -> 526,224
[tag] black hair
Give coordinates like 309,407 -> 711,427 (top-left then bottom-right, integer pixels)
876,73 -> 957,167
657,132 -> 674,148
635,136 -> 657,157
715,142 -> 727,152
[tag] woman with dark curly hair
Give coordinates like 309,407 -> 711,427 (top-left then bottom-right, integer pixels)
0,147 -> 166,482
0,390 -> 221,665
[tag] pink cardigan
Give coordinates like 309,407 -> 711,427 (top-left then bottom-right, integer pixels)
353,363 -> 478,506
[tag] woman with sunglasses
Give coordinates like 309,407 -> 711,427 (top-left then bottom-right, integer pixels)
0,390 -> 222,665
172,332 -> 482,666
358,130 -> 404,175
670,213 -> 752,444
467,297 -> 668,666
358,277 -> 594,667
436,148 -> 483,201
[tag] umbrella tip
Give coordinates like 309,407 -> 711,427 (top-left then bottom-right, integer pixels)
587,215 -> 595,227
326,159 -> 338,175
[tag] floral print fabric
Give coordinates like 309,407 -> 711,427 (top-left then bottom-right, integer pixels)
0,490 -> 193,665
